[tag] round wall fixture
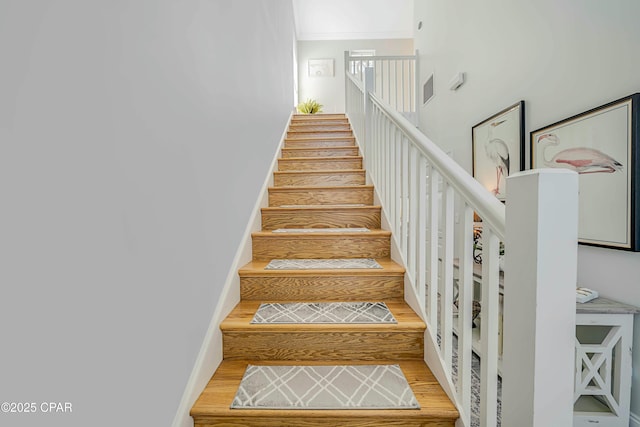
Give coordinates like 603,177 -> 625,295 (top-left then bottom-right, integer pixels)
417,21 -> 423,30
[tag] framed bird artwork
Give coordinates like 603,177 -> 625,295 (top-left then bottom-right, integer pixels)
531,93 -> 640,251
472,101 -> 525,201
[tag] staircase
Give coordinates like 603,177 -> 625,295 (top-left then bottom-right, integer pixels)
190,114 -> 458,426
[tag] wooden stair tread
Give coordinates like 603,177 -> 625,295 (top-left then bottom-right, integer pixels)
262,205 -> 380,212
281,147 -> 360,157
252,229 -> 390,238
190,360 -> 459,425
269,184 -> 373,191
285,136 -> 355,142
221,301 -> 425,331
239,258 -> 404,276
292,113 -> 346,119
268,185 -> 374,207
274,169 -> 365,175
278,155 -> 363,161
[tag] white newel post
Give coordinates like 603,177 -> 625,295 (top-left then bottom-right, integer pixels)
502,169 -> 579,427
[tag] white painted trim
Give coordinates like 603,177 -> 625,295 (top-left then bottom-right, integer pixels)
630,412 -> 640,427
297,30 -> 414,41
171,113 -> 292,427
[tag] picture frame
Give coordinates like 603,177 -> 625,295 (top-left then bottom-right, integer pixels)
472,101 -> 525,201
530,93 -> 640,251
308,58 -> 334,77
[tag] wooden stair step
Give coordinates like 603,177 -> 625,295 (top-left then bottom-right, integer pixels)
278,156 -> 363,171
291,113 -> 346,121
251,229 -> 391,261
239,259 -> 404,301
287,130 -> 354,139
261,205 -> 381,230
289,124 -> 352,132
221,301 -> 425,361
281,146 -> 360,158
251,230 -> 391,260
274,169 -> 366,187
268,185 -> 374,206
284,137 -> 356,148
190,360 -> 459,427
290,118 -> 350,126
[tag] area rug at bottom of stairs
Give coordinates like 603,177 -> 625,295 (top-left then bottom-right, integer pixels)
231,364 -> 420,410
251,302 -> 397,324
264,258 -> 382,270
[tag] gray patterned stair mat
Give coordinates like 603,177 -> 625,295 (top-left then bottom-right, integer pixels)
272,227 -> 370,233
264,258 -> 382,270
251,302 -> 397,324
231,364 -> 420,410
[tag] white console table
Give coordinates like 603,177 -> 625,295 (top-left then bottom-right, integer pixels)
452,261 -> 638,426
573,297 -> 638,427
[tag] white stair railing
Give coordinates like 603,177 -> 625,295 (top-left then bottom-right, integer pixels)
346,67 -> 579,427
345,50 -> 419,126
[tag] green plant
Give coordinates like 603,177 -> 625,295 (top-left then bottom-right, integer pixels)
297,99 -> 323,114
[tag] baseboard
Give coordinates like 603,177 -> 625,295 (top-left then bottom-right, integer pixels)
630,412 -> 640,427
171,113 -> 292,427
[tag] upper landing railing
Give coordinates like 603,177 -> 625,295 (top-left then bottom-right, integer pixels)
345,50 -> 419,126
346,64 -> 579,427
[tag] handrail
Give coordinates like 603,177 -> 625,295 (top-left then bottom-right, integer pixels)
347,66 -> 504,427
368,93 -> 506,239
347,64 -> 579,427
347,72 -> 364,92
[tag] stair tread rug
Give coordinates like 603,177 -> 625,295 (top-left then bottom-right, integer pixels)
251,302 -> 397,324
264,258 -> 382,270
273,227 -> 369,233
231,364 -> 419,410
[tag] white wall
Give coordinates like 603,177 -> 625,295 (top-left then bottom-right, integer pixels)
0,1 -> 294,426
414,0 -> 640,421
297,39 -> 413,113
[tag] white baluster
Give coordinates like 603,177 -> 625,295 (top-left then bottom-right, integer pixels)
426,167 -> 440,329
457,204 -> 474,426
480,228 -> 500,427
440,182 -> 454,371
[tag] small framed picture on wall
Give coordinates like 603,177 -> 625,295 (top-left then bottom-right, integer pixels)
472,101 -> 525,201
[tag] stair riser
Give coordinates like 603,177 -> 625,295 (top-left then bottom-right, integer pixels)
251,235 -> 390,260
222,332 -> 424,361
292,114 -> 346,121
240,276 -> 404,301
268,187 -> 374,206
289,125 -> 351,132
290,119 -> 350,127
278,158 -> 363,171
195,417 -> 455,427
281,147 -> 360,158
285,138 -> 356,148
261,208 -> 381,230
288,131 -> 353,139
274,171 -> 365,187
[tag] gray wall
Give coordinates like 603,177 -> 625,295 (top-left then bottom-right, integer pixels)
0,1 -> 295,426
297,39 -> 414,113
414,0 -> 640,422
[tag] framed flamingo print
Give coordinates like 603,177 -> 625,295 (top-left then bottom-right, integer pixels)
531,93 -> 640,251
472,101 -> 525,201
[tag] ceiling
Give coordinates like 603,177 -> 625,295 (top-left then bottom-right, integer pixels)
293,0 -> 414,41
